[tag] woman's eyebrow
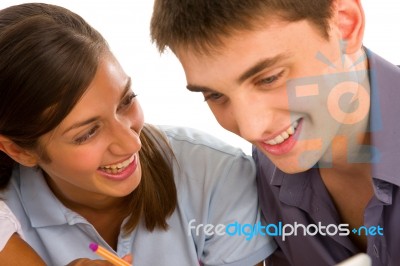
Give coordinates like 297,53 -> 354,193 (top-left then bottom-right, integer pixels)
62,77 -> 132,135
62,116 -> 100,135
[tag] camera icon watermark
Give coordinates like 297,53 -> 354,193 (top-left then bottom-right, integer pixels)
285,47 -> 380,168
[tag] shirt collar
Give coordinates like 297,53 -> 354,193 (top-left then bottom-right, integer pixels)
366,48 -> 400,187
19,165 -> 84,228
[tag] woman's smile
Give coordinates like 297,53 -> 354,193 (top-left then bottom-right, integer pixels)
97,154 -> 138,181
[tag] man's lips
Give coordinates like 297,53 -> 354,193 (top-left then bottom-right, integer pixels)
258,119 -> 302,156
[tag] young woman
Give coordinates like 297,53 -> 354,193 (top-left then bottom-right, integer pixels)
0,3 -> 276,265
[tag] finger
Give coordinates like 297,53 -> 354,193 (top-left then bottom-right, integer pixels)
121,254 -> 133,264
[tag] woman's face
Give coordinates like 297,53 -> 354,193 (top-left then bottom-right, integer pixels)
36,52 -> 144,208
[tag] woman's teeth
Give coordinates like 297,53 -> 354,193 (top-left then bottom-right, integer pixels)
265,121 -> 298,145
99,156 -> 134,174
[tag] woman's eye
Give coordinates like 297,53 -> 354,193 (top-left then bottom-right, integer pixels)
74,125 -> 100,145
117,92 -> 137,111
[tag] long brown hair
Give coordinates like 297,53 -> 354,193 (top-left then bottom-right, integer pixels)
0,3 -> 176,232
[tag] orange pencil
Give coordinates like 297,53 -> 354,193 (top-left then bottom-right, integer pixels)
89,242 -> 131,266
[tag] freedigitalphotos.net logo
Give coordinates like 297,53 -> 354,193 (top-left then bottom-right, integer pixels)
188,219 -> 384,241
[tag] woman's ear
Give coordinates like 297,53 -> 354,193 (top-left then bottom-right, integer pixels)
0,135 -> 38,167
335,0 -> 365,54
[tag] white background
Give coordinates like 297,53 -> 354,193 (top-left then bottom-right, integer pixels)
1,0 -> 399,155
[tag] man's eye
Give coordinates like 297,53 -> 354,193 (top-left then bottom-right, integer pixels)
258,70 -> 285,85
203,92 -> 223,102
260,76 -> 278,84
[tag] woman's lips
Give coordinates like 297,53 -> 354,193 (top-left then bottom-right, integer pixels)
97,154 -> 138,181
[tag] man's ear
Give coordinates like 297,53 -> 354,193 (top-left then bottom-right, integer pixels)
335,0 -> 365,54
0,135 -> 38,167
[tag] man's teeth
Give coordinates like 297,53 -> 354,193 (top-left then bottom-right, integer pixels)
265,121 -> 298,145
99,156 -> 134,174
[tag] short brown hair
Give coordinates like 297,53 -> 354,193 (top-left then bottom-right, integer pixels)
151,0 -> 334,54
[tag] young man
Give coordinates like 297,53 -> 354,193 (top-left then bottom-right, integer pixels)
150,0 -> 400,265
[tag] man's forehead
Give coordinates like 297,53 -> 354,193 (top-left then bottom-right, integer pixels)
173,15 -> 293,58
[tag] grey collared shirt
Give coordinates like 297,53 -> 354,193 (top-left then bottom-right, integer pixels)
254,49 -> 400,266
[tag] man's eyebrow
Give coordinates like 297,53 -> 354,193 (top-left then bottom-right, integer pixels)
186,54 -> 290,93
237,54 -> 289,83
186,84 -> 214,93
62,77 -> 132,135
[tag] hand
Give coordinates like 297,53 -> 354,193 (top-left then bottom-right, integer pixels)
0,233 -> 46,266
66,258 -> 114,265
67,254 -> 133,266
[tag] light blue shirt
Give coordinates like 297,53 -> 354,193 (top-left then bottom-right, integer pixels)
2,126 -> 276,266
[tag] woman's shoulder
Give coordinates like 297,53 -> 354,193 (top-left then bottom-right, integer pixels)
0,200 -> 16,217
156,125 -> 248,159
155,125 -> 256,188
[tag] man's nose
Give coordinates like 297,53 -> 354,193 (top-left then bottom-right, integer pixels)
230,98 -> 275,143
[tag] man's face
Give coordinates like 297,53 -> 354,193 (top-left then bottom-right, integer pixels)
177,18 -> 369,173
